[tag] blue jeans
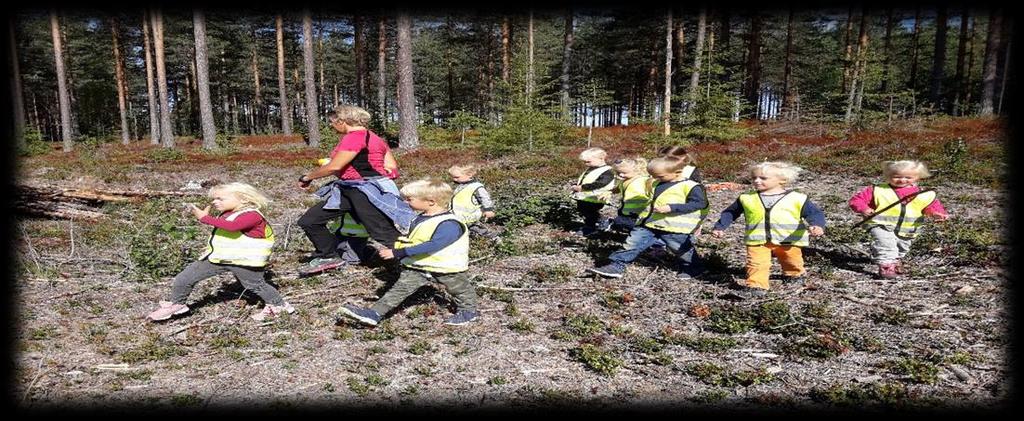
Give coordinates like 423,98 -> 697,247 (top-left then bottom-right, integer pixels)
608,227 -> 704,276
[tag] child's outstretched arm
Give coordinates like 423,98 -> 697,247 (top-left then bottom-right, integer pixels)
801,199 -> 827,236
196,208 -> 263,232
848,185 -> 876,216
923,197 -> 949,221
475,187 -> 496,220
710,198 -> 743,237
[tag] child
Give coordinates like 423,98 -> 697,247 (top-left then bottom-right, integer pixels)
146,183 -> 295,322
658,145 -> 703,182
711,162 -> 826,299
589,156 -> 709,279
448,164 -> 499,239
337,178 -> 480,326
848,160 -> 948,278
571,147 -> 616,237
608,157 -> 652,233
326,212 -> 373,265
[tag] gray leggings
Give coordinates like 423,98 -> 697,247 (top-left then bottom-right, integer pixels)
169,260 -> 285,306
869,225 -> 914,265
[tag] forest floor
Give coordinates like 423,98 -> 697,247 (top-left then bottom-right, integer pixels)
11,117 -> 1012,412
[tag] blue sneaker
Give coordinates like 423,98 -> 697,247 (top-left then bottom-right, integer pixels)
337,305 -> 381,326
588,264 -> 624,278
445,310 -> 480,326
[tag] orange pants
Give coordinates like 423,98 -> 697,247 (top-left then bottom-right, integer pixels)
745,244 -> 805,290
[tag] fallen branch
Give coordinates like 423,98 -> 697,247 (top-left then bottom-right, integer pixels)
477,283 -> 591,292
840,294 -> 874,305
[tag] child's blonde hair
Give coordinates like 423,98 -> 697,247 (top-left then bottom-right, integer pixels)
647,156 -> 690,175
579,147 -> 607,160
883,160 -> 931,179
209,182 -> 270,210
749,161 -> 802,184
613,157 -> 649,176
400,178 -> 454,204
658,145 -> 696,165
448,164 -> 478,177
329,105 -> 372,126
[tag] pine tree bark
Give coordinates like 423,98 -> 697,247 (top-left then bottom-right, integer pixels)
276,15 -> 292,134
842,7 -> 854,91
929,6 -> 949,105
50,10 -> 73,151
997,19 -> 1012,115
396,12 -> 418,148
690,7 -> 707,113
560,10 -> 573,121
110,18 -> 130,144
527,10 -> 534,106
980,11 -> 1001,115
9,17 -> 26,149
781,8 -> 795,118
845,9 -> 869,122
152,9 -> 174,147
964,16 -> 977,113
302,10 -> 320,147
744,13 -> 762,117
952,7 -> 970,114
909,7 -> 922,90
252,28 -> 262,131
193,10 -> 217,149
881,8 -> 894,93
663,10 -> 672,136
354,15 -> 365,107
377,16 -> 387,123
143,11 -> 159,144
501,17 -> 510,83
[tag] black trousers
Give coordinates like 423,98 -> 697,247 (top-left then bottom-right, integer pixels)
576,200 -> 604,229
298,188 -> 400,258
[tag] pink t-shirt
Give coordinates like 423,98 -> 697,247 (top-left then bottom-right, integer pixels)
200,210 -> 268,238
330,130 -> 396,180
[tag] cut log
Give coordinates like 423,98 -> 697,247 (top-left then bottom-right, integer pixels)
15,184 -> 202,220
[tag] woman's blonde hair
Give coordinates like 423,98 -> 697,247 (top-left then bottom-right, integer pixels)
330,105 -> 372,126
579,147 -> 607,160
748,161 -> 802,184
612,157 -> 649,176
883,160 -> 931,179
209,182 -> 270,210
400,178 -> 454,204
448,164 -> 478,177
658,145 -> 695,165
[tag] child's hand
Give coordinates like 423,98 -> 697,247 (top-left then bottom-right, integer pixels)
189,204 -> 210,219
858,209 -> 874,218
654,205 -> 672,213
711,230 -> 724,238
808,226 -> 825,237
483,211 -> 496,221
570,185 -> 582,192
928,213 -> 950,222
378,248 -> 395,260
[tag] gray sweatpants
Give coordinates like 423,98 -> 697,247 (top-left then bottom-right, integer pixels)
169,260 -> 285,306
868,225 -> 914,265
371,268 -> 478,316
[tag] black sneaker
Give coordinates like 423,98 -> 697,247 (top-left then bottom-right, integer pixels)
336,304 -> 381,326
723,286 -> 769,300
444,310 -> 480,326
588,264 -> 625,278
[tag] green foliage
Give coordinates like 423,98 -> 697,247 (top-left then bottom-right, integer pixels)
127,198 -> 202,281
809,382 -> 912,407
553,314 -> 607,341
522,264 -> 574,284
884,357 -> 940,385
119,333 -> 189,363
406,340 -> 433,355
869,306 -> 910,326
18,128 -> 52,157
490,180 -> 577,231
508,318 -> 535,333
783,333 -> 849,359
209,327 -> 251,349
663,334 -> 738,353
684,362 -> 776,387
144,147 -> 186,163
706,305 -> 757,334
570,344 -> 622,376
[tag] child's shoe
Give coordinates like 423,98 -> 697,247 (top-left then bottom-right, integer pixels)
251,302 -> 296,321
724,285 -> 769,300
894,261 -> 905,275
444,309 -> 481,326
337,304 -> 382,326
298,257 -> 346,276
147,301 -> 189,321
877,263 -> 898,279
588,263 -> 625,278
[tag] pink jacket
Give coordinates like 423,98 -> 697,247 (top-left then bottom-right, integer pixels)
848,184 -> 947,216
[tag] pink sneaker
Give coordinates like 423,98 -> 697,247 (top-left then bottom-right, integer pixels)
251,302 -> 296,321
147,301 -> 189,321
877,263 -> 898,279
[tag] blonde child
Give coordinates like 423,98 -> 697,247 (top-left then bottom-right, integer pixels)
657,145 -> 703,182
146,183 -> 295,322
589,156 -> 709,279
711,162 -> 826,299
448,164 -> 499,239
848,160 -> 948,278
571,147 -> 616,237
608,157 -> 652,232
337,178 -> 480,326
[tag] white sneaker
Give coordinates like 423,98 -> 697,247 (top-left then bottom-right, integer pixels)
251,302 -> 296,321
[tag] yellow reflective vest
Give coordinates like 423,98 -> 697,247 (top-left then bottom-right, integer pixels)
394,213 -> 469,273
451,181 -> 485,224
327,212 -> 369,238
619,176 -> 652,217
571,165 -> 615,203
201,209 -> 275,267
867,184 -> 937,239
738,191 -> 809,247
637,180 -> 708,234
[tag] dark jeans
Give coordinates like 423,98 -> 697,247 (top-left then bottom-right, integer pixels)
169,260 -> 284,306
576,200 -> 604,229
299,188 -> 400,259
608,226 -> 705,276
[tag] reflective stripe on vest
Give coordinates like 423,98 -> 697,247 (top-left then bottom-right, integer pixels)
867,185 -> 936,239
571,165 -> 615,203
738,191 -> 809,247
681,165 -> 695,180
328,213 -> 369,238
451,181 -> 484,224
394,213 -> 469,273
202,209 -> 275,267
619,176 -> 652,216
637,180 -> 708,234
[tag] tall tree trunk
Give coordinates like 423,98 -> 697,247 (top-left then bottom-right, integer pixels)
110,18 -> 130,143
231,94 -> 239,133
929,5 -> 949,105
964,16 -> 977,114
445,16 -> 455,115
689,8 -> 707,113
152,9 -> 174,147
501,16 -> 510,83
302,10 -> 320,147
527,10 -> 534,107
845,9 -> 869,122
781,8 -> 794,117
354,15 -> 365,107
672,11 -> 684,92
663,10 -> 672,136
909,7 -> 922,90
276,15 -> 292,134
706,25 -> 715,100
980,11 -> 1001,115
143,10 -> 159,144
377,16 -> 387,123
50,10 -> 73,151
9,17 -> 26,149
744,13 -> 762,116
252,28 -> 262,132
193,10 -> 217,149
997,20 -> 1012,115
560,10 -> 573,121
952,7 -> 970,114
60,21 -> 79,140
842,7 -> 854,91
318,25 -> 325,114
396,12 -> 418,148
881,8 -> 894,93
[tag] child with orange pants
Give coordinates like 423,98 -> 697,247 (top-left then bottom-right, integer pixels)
711,162 -> 826,299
